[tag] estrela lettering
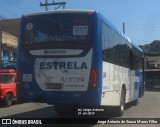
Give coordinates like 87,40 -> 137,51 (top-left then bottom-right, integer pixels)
40,62 -> 87,70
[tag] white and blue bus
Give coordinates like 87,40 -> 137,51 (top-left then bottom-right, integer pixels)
17,10 -> 145,116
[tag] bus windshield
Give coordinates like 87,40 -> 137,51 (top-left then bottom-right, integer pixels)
23,13 -> 93,46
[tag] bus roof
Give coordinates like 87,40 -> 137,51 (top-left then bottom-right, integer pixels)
23,9 -> 143,53
23,9 -> 96,17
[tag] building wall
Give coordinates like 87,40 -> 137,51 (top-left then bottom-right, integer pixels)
2,31 -> 17,47
145,55 -> 160,90
145,55 -> 160,69
145,70 -> 160,90
1,31 -> 17,69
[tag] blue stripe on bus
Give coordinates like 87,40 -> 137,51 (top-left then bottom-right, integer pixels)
133,70 -> 143,100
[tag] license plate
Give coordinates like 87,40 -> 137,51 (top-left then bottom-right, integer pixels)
47,83 -> 61,89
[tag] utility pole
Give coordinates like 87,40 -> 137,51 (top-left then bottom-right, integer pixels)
0,25 -> 2,69
123,22 -> 125,34
40,0 -> 66,11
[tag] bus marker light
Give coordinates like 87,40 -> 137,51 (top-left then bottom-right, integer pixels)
88,12 -> 93,16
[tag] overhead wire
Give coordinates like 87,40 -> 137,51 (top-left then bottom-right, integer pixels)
114,22 -> 160,44
116,23 -> 160,31
0,5 -> 20,18
0,2 -> 158,45
0,5 -> 20,37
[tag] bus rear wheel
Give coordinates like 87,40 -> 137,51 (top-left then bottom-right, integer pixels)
116,88 -> 126,116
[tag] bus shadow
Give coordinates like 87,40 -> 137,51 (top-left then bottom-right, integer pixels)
0,101 -> 17,108
3,105 -> 96,126
2,104 -> 120,124
1,102 -> 141,126
1,100 -> 141,118
145,89 -> 160,92
125,101 -> 139,110
3,104 -> 136,119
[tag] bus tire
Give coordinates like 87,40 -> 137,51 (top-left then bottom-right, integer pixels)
5,93 -> 13,107
116,87 -> 126,116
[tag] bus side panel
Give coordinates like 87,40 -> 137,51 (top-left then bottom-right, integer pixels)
100,65 -> 144,106
101,62 -> 130,106
132,70 -> 143,100
94,13 -> 103,106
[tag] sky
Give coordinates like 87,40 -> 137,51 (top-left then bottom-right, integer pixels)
0,0 -> 160,45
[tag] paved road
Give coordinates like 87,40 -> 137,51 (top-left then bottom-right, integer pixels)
0,102 -> 56,118
121,90 -> 160,118
0,91 -> 160,127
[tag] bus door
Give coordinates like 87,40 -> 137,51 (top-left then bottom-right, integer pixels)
129,50 -> 134,100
